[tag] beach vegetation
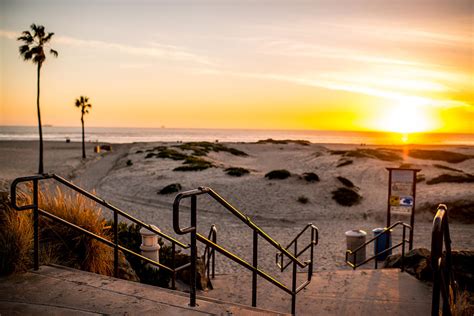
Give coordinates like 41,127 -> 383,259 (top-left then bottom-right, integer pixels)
433,164 -> 464,173
225,167 -> 250,177
331,187 -> 362,206
265,169 -> 291,180
426,174 -> 474,185
336,176 -> 356,188
0,198 -> 33,275
159,183 -> 182,194
331,148 -> 401,161
416,174 -> 425,183
17,24 -> 58,174
257,139 -> 310,146
174,156 -> 214,171
156,148 -> 188,160
126,159 -> 133,166
408,150 -> 472,163
297,195 -> 309,204
74,96 -> 92,159
336,159 -> 353,167
145,153 -> 155,159
176,141 -> 248,157
302,172 -> 320,182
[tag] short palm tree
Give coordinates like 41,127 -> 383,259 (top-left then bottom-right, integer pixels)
18,24 -> 58,174
75,96 -> 92,159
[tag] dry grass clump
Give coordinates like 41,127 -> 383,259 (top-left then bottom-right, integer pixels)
331,187 -> 362,206
408,150 -> 472,163
225,167 -> 250,177
426,174 -> 474,185
173,156 -> 215,171
176,141 -> 248,157
452,290 -> 474,316
331,148 -> 401,161
34,186 -> 114,276
0,198 -> 33,275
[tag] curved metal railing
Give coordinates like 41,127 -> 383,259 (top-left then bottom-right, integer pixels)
431,204 -> 456,316
345,221 -> 411,270
173,186 -> 318,315
10,174 -> 197,289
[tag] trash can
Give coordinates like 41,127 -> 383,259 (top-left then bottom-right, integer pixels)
345,230 -> 367,265
373,228 -> 392,261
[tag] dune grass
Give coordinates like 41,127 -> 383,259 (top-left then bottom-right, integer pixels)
408,150 -> 472,163
256,138 -> 311,146
331,148 -> 401,161
0,199 -> 33,275
426,174 -> 474,185
302,172 -> 319,182
434,164 -> 464,173
225,167 -> 250,177
331,187 -> 362,206
173,156 -> 215,171
159,183 -> 182,194
337,176 -> 356,188
176,141 -> 248,157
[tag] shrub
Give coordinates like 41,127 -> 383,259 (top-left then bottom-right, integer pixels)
265,169 -> 291,180
145,153 -> 155,159
433,164 -> 463,173
225,167 -> 250,177
0,197 -> 33,275
408,150 -> 471,163
337,176 -> 355,188
331,187 -> 362,206
303,172 -> 319,182
159,183 -> 182,194
332,148 -> 401,161
174,156 -> 214,171
297,196 -> 309,204
257,139 -> 310,146
156,148 -> 188,161
427,174 -> 474,185
176,142 -> 248,157
126,159 -> 133,166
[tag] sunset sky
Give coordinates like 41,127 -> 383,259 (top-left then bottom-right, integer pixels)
0,0 -> 472,133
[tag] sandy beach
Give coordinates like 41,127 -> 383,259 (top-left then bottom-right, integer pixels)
1,140 -> 473,274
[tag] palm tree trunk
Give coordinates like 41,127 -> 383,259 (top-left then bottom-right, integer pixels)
37,63 -> 44,174
81,114 -> 85,159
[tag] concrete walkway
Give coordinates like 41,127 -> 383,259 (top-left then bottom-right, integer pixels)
0,265 -> 285,315
200,269 -> 432,315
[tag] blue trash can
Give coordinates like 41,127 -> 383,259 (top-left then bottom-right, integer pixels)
373,228 -> 392,261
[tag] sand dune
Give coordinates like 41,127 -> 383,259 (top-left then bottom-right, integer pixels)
1,140 -> 472,273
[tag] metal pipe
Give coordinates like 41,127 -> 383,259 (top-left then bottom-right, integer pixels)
189,195 -> 197,307
33,179 -> 39,270
252,230 -> 258,307
114,211 -> 118,278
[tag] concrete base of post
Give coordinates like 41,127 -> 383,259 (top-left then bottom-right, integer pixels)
140,225 -> 161,270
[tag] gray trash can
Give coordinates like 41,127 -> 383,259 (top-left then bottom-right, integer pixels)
345,229 -> 367,265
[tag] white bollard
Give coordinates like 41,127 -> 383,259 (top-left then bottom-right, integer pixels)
140,225 -> 161,270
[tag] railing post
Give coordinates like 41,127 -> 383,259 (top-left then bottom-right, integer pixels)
309,228 -> 314,280
212,229 -> 216,279
190,195 -> 197,307
172,243 -> 176,289
291,240 -> 297,315
113,211 -> 119,277
33,179 -> 39,271
252,230 -> 258,307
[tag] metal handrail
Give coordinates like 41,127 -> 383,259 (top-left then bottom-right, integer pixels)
10,174 -> 191,289
173,187 -> 318,315
431,204 -> 456,316
276,223 -> 318,272
203,224 -> 217,280
345,221 -> 411,270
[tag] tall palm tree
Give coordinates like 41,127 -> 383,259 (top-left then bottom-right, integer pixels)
75,96 -> 92,159
18,24 -> 58,174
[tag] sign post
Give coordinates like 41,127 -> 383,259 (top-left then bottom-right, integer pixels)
386,168 -> 420,250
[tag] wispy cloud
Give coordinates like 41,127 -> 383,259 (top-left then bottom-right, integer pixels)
1,29 -> 216,66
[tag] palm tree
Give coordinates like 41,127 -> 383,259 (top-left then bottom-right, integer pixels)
75,96 -> 92,159
18,24 -> 58,174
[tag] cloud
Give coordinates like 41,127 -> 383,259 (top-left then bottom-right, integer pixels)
1,29 -> 216,66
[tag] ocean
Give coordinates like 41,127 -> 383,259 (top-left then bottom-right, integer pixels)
0,126 -> 473,145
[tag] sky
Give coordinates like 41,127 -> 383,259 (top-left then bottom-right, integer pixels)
0,0 -> 473,133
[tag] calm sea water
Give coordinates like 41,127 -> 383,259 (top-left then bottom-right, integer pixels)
0,126 -> 472,145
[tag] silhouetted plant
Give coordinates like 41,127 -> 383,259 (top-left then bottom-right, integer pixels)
18,24 -> 58,173
265,169 -> 291,180
75,96 -> 92,159
302,172 -> 319,182
225,167 -> 250,177
331,187 -> 362,206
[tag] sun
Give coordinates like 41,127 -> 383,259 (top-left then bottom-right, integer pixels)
377,101 -> 437,134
